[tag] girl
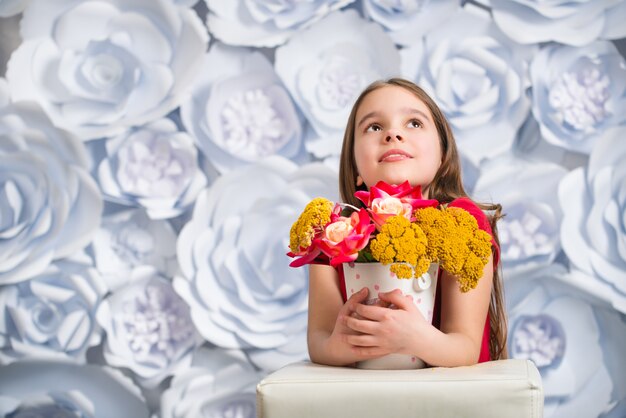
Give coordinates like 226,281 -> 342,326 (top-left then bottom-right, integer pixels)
307,78 -> 507,367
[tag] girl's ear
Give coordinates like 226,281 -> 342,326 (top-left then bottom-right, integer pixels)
356,175 -> 364,186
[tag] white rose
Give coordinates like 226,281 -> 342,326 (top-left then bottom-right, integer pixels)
491,0 -> 626,46
403,5 -> 536,165
175,156 -> 339,370
513,116 -> 589,169
472,154 -> 568,278
97,118 -> 207,219
97,267 -> 199,388
180,44 -> 306,173
0,100 -> 102,284
6,0 -> 208,139
362,0 -> 459,46
0,360 -> 150,417
206,0 -> 354,47
529,41 -> 626,154
0,260 -> 106,363
161,348 -> 264,418
507,266 -> 625,418
89,209 -> 178,292
275,9 -> 400,140
559,127 -> 626,313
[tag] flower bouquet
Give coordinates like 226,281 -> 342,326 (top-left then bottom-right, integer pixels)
288,181 -> 493,369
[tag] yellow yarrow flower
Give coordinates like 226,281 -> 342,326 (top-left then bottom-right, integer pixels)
370,215 -> 429,279
413,205 -> 493,292
289,198 -> 333,252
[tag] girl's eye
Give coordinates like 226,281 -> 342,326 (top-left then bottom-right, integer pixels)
408,119 -> 422,128
365,124 -> 382,132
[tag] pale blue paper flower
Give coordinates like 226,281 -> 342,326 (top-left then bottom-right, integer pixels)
559,127 -> 626,313
180,44 -> 305,173
0,391 -> 96,417
90,209 -> 178,292
0,100 -> 103,284
96,266 -> 199,388
6,0 -> 208,140
206,0 -> 354,47
530,41 -> 626,155
176,0 -> 198,6
275,9 -> 400,141
491,0 -> 626,46
0,259 -> 106,363
514,116 -> 589,170
362,0 -> 459,46
97,118 -> 207,219
403,5 -> 536,166
161,348 -> 264,418
174,156 -> 339,370
472,154 -> 568,279
0,0 -> 28,17
506,266 -> 624,418
0,361 -> 150,418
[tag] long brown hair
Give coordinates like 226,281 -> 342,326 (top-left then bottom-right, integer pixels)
339,78 -> 508,360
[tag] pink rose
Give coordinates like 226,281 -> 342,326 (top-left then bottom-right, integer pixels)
315,207 -> 375,266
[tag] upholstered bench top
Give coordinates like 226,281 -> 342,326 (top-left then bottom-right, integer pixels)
257,359 -> 543,418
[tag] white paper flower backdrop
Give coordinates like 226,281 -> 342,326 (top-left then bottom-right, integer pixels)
0,1 -> 625,416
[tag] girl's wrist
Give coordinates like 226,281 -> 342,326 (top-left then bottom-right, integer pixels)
405,322 -> 436,359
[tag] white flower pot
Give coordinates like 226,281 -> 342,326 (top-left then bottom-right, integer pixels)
342,262 -> 439,369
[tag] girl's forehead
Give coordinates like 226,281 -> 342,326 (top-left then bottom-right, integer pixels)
356,86 -> 432,118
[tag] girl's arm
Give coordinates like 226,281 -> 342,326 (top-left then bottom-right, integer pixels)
307,264 -> 391,366
344,255 -> 494,367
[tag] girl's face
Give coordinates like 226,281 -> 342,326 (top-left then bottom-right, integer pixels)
353,85 -> 442,196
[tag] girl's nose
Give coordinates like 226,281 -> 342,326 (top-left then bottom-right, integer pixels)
385,130 -> 403,142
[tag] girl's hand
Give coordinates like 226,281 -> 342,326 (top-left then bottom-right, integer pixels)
343,289 -> 431,357
328,287 -> 392,361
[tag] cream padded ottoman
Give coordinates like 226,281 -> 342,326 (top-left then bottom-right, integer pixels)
256,359 -> 543,418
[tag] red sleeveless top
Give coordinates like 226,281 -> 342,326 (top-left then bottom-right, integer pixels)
335,197 -> 500,363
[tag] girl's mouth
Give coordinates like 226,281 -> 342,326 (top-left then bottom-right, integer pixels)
379,149 -> 412,162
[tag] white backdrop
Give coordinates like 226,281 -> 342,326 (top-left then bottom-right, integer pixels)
0,0 -> 625,417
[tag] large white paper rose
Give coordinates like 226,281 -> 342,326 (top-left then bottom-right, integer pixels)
0,100 -> 102,284
0,361 -> 149,417
0,259 -> 106,363
513,116 -> 589,170
362,0 -> 459,46
559,127 -> 626,313
403,5 -> 535,166
161,348 -> 264,418
506,266 -> 625,418
96,267 -> 199,388
90,209 -> 178,292
97,118 -> 207,219
490,0 -> 626,46
175,156 -> 339,370
206,0 -> 354,47
530,41 -> 626,155
472,154 -> 568,278
0,0 -> 28,17
275,9 -> 400,140
6,0 -> 208,140
180,44 -> 305,173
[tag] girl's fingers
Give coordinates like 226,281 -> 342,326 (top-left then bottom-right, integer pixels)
344,334 -> 379,347
345,287 -> 369,311
354,303 -> 391,321
378,289 -> 415,311
344,315 -> 378,334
